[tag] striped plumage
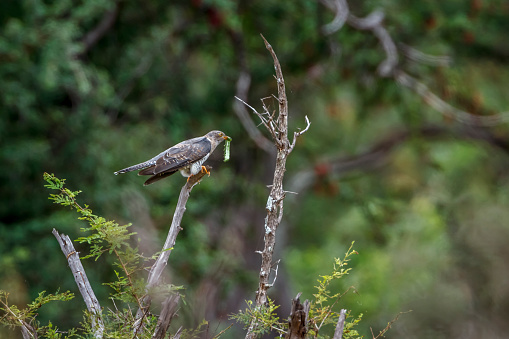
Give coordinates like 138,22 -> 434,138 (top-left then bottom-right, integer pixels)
114,130 -> 229,185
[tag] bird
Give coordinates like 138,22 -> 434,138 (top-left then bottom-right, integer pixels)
114,130 -> 230,185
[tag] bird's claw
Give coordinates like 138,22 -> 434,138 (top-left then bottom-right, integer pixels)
201,166 -> 211,176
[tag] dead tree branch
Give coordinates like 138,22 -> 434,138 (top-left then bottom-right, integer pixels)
231,30 -> 276,154
321,0 -> 349,35
289,123 -> 509,194
285,293 -> 310,339
332,309 -> 347,339
151,294 -> 180,339
52,229 -> 104,339
133,168 -> 211,334
320,1 -> 509,126
241,35 -> 310,339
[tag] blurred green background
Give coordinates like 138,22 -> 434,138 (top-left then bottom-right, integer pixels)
1,0 -> 509,338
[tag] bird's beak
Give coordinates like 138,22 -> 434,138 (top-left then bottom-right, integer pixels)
223,135 -> 231,141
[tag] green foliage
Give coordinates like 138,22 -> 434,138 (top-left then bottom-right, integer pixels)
229,298 -> 283,336
231,244 -> 366,338
44,172 -> 145,305
1,0 -> 509,338
309,242 -> 362,338
0,290 -> 75,337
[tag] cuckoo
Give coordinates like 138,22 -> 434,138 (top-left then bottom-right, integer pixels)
114,130 -> 230,185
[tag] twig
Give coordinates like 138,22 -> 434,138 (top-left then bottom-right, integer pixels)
52,229 -> 104,339
133,167 -> 211,333
212,324 -> 234,339
0,295 -> 38,339
371,310 -> 412,339
230,29 -> 275,154
288,115 -> 311,153
234,73 -> 276,154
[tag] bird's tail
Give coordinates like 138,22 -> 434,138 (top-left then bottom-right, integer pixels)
114,160 -> 155,175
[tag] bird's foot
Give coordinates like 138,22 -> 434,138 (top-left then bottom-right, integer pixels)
201,166 -> 211,176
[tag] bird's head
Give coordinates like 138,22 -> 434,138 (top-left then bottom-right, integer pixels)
206,130 -> 230,143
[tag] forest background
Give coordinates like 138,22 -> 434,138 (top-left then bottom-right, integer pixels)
1,0 -> 509,338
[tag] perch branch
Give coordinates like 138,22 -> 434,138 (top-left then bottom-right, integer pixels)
133,168 -> 211,334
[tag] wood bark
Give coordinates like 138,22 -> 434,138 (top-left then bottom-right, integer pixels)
332,309 -> 347,339
285,293 -> 310,339
244,36 -> 310,339
52,229 -> 104,339
151,294 -> 180,339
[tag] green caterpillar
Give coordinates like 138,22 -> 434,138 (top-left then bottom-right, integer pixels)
223,137 -> 232,162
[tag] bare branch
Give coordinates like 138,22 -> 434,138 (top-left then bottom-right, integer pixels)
233,72 -> 276,154
266,259 -> 281,288
399,43 -> 452,67
344,10 -> 398,76
395,70 -> 509,126
289,115 -> 311,154
321,0 -> 349,35
151,294 -> 180,339
20,322 -> 37,339
52,229 -> 104,339
133,168 -> 211,333
332,309 -> 347,339
235,95 -> 276,138
0,295 -> 38,339
289,123 -> 509,194
320,3 -> 509,126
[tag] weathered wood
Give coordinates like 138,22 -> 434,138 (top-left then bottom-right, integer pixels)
151,294 -> 180,339
332,309 -> 347,339
285,293 -> 310,339
52,229 -> 104,339
20,320 -> 37,339
133,167 -> 210,333
244,36 -> 310,339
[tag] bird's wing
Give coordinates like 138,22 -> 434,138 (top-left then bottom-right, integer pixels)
138,136 -> 211,176
143,169 -> 179,186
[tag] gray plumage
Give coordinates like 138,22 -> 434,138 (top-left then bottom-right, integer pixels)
114,130 -> 229,185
